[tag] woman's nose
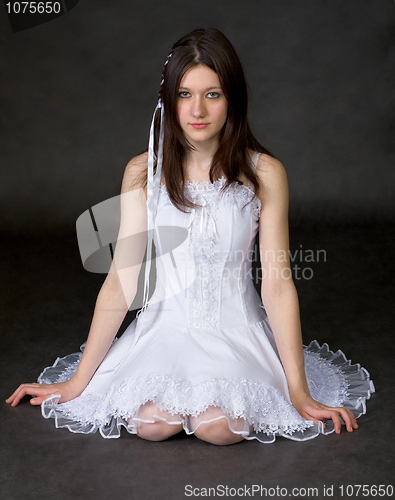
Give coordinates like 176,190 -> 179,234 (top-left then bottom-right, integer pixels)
191,97 -> 206,118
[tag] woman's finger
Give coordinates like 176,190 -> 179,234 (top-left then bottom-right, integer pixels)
304,406 -> 345,434
6,384 -> 32,406
6,383 -> 50,406
329,406 -> 358,432
331,410 -> 342,434
5,383 -> 30,403
320,408 -> 348,434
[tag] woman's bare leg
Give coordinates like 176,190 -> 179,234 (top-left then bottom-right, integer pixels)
133,401 -> 184,441
190,406 -> 251,446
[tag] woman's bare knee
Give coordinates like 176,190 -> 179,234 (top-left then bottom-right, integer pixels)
134,400 -> 183,441
194,418 -> 245,446
136,420 -> 183,441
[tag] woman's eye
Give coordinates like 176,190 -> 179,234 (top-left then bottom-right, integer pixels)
178,91 -> 220,99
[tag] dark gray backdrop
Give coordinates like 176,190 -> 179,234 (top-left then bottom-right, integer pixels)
1,0 -> 394,231
1,3 -> 394,499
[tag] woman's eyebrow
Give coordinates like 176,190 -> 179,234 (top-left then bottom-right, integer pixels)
178,86 -> 222,91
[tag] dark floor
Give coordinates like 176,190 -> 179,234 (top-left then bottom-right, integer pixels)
1,221 -> 394,500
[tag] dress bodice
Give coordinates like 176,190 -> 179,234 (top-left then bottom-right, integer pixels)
143,175 -> 267,331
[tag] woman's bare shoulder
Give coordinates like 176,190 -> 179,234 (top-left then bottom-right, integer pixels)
122,152 -> 148,194
255,153 -> 288,194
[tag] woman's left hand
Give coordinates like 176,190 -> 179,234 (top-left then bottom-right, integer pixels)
290,391 -> 358,434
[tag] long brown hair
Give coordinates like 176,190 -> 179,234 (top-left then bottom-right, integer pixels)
141,28 -> 275,212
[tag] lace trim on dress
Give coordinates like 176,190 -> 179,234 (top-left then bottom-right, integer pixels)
304,341 -> 375,417
157,177 -> 261,220
38,339 -> 374,442
186,189 -> 220,329
40,375 -> 314,438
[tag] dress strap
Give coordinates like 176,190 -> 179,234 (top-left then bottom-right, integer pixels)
251,151 -> 261,172
247,152 -> 261,190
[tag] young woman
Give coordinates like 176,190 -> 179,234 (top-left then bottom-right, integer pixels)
6,28 -> 374,445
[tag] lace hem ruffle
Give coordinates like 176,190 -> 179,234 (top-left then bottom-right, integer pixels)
304,340 -> 375,418
37,340 -> 374,442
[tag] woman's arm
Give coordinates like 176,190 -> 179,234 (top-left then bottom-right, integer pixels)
6,154 -> 148,407
256,154 -> 358,433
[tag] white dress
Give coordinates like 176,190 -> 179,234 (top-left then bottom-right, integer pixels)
38,152 -> 374,442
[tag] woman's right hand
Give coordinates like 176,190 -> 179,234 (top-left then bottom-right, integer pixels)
5,377 -> 85,407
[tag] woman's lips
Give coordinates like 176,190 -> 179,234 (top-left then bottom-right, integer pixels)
191,123 -> 209,129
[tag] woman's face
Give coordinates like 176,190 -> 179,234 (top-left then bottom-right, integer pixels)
177,64 -> 228,149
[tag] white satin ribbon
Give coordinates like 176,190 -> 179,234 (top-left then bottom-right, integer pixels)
199,196 -> 218,241
139,99 -> 164,317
